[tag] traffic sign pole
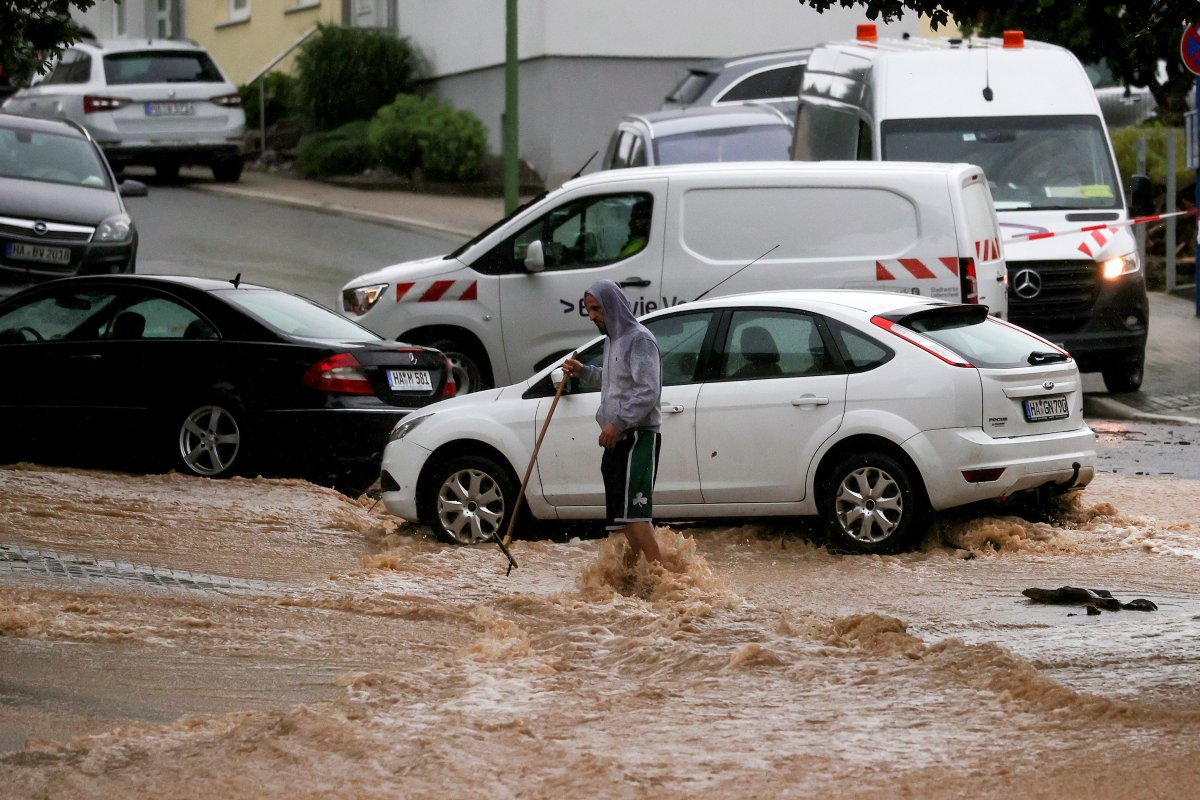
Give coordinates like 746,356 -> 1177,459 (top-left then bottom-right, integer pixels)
1184,23 -> 1200,316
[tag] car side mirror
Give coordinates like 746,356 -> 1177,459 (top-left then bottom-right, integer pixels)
550,366 -> 567,389
120,178 -> 149,198
524,239 -> 545,272
1129,174 -> 1153,218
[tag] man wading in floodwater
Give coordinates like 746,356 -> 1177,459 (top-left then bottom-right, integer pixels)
562,280 -> 664,566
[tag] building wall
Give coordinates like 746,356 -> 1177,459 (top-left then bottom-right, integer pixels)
396,0 -> 927,186
187,0 -> 344,86
72,0 -> 184,41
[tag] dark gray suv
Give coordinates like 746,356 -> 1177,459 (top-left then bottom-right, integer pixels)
0,113 -> 146,297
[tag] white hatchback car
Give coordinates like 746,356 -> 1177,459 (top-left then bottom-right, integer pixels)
2,39 -> 245,182
379,290 -> 1095,554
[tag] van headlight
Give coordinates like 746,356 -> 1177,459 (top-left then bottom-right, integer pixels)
344,283 -> 389,314
390,414 -> 430,442
1100,253 -> 1139,280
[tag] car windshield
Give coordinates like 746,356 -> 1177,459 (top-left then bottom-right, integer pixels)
654,124 -> 792,165
881,115 -> 1120,211
103,51 -> 225,84
0,127 -> 111,189
903,312 -> 1061,369
216,288 -> 383,341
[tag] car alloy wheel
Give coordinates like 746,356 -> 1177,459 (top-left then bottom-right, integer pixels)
426,455 -> 515,545
821,451 -> 926,554
178,404 -> 243,478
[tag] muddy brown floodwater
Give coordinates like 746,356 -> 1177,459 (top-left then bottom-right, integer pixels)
2,462 -> 1200,799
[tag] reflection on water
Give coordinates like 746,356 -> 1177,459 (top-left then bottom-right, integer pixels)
2,465 -> 1200,798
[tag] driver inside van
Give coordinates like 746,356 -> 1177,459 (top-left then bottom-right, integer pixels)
618,198 -> 651,258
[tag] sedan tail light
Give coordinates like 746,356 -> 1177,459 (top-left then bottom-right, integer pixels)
84,95 -> 133,114
210,93 -> 243,108
302,353 -> 374,395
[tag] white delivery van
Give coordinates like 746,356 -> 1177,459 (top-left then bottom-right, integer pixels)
794,27 -> 1151,393
340,161 -> 1006,391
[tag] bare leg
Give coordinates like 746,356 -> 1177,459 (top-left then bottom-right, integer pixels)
622,521 -> 662,565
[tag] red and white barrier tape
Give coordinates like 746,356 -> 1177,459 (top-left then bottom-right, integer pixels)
1004,209 -> 1198,245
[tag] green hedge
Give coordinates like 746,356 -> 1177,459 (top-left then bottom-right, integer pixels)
295,121 -> 374,178
295,24 -> 428,132
238,71 -> 298,131
368,93 -> 488,182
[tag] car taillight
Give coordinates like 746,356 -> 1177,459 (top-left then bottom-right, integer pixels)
871,316 -> 974,367
210,93 -> 243,108
84,95 -> 132,113
442,356 -> 457,397
959,257 -> 978,304
301,352 -> 374,395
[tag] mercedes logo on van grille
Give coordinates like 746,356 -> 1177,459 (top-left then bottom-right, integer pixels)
1012,268 -> 1042,299
33,221 -> 48,236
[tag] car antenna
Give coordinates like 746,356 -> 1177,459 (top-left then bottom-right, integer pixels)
692,244 -> 780,302
568,151 -> 598,181
230,273 -> 241,288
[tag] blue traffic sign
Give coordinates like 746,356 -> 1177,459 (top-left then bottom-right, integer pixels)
1183,24 -> 1200,75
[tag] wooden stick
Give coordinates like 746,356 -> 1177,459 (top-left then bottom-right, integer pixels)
502,353 -> 574,549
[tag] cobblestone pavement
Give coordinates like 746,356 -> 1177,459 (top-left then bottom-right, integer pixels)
0,544 -> 285,596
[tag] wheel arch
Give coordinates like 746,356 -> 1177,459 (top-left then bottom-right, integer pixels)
813,433 -> 931,512
415,439 -> 519,525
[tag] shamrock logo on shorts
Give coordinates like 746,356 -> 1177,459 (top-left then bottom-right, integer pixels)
632,492 -> 648,507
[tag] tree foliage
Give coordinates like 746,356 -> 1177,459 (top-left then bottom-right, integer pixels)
800,1 -> 1198,123
0,0 -> 95,82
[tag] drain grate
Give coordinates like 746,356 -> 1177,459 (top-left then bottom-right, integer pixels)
0,544 -> 285,596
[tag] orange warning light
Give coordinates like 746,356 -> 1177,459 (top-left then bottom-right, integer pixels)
857,23 -> 878,42
1002,30 -> 1025,48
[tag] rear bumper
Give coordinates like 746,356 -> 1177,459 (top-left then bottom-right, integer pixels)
101,143 -> 242,168
258,407 -> 412,475
906,425 -> 1096,511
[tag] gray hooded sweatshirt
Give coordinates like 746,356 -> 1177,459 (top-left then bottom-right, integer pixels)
578,279 -> 662,433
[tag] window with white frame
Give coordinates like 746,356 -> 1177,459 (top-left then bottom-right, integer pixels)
228,0 -> 250,22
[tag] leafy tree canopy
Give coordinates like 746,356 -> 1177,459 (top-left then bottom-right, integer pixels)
1,1 -> 96,84
801,0 -> 1197,122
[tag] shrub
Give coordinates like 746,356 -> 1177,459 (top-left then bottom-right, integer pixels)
368,94 -> 441,176
295,120 -> 374,178
238,71 -> 298,131
295,24 -> 428,132
413,105 -> 489,182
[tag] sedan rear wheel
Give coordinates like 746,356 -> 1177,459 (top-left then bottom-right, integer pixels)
423,455 -> 515,545
820,452 -> 926,554
176,403 -> 246,478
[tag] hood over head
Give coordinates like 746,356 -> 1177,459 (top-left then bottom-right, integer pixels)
586,279 -> 639,339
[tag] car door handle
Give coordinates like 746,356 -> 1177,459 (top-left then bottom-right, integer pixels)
660,403 -> 685,413
619,277 -> 651,288
791,396 -> 829,407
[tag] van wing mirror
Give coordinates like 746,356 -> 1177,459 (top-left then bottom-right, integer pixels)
524,239 -> 546,272
1129,174 -> 1154,218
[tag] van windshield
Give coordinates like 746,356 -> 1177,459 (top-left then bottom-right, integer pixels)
880,115 -> 1120,212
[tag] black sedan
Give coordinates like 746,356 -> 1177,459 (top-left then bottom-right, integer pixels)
0,274 -> 455,492
0,112 -> 147,298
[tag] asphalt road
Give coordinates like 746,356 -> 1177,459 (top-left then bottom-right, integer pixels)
122,173 -> 460,307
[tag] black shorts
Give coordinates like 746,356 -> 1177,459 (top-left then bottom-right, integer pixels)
600,429 -> 661,530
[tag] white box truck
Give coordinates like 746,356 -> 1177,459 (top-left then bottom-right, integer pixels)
340,161 -> 1006,392
793,27 -> 1152,393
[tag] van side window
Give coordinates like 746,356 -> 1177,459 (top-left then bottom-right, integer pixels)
793,103 -> 859,161
717,64 -> 804,104
718,310 -> 833,380
498,192 -> 654,273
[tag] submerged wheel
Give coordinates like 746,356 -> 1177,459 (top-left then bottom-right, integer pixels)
176,402 -> 246,478
1101,358 -> 1143,394
421,454 -> 516,545
429,337 -> 490,394
819,451 -> 927,554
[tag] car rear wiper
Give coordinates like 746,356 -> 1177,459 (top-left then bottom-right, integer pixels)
1028,350 -> 1069,365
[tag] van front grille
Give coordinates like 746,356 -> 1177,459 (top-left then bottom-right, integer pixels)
1006,260 -> 1098,334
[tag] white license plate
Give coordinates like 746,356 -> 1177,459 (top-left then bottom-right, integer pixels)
145,101 -> 195,117
1023,395 -> 1069,422
6,242 -> 71,265
387,369 -> 432,391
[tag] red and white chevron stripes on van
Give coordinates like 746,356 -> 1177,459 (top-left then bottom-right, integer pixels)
875,257 -> 960,281
395,280 -> 478,303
